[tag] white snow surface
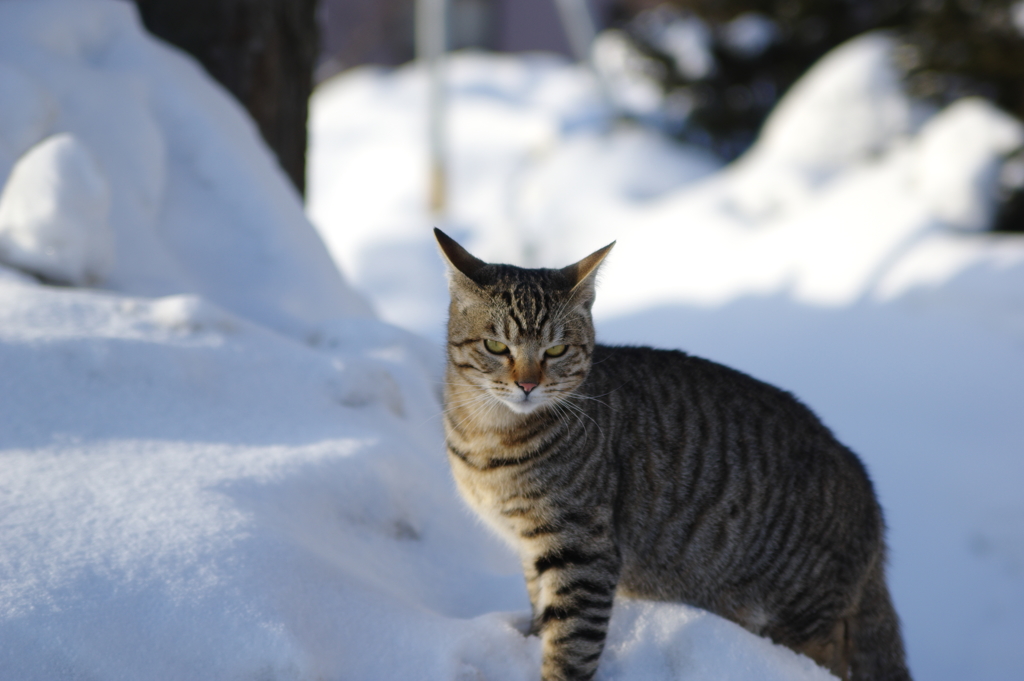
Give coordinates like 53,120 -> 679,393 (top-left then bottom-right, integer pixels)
2,2 -> 1024,680
0,132 -> 114,285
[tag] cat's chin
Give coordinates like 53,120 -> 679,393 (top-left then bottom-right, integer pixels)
500,396 -> 547,415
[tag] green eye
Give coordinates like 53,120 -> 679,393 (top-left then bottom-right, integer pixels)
545,344 -> 567,357
484,339 -> 509,354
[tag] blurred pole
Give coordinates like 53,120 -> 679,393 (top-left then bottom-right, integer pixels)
553,0 -> 597,62
416,0 -> 449,218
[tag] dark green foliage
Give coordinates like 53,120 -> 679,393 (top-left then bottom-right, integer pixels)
903,0 -> 1024,119
993,150 -> 1024,232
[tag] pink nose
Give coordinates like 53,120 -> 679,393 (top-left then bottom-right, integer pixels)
518,382 -> 538,394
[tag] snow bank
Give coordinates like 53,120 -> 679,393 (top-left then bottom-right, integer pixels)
0,2 -> 845,680
0,272 -> 519,681
0,219 -> 829,681
0,0 -> 370,336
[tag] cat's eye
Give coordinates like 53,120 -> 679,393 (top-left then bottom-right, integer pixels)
484,339 -> 509,354
545,344 -> 567,357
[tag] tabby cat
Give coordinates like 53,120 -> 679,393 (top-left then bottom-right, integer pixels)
435,228 -> 911,681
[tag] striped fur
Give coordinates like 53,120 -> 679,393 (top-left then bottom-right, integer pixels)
435,229 -> 911,681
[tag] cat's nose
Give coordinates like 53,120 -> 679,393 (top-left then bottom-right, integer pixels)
517,382 -> 538,394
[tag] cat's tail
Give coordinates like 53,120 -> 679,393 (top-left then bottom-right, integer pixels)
850,560 -> 912,681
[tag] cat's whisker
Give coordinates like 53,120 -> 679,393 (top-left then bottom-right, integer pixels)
573,384 -> 622,400
446,393 -> 502,432
556,396 -> 601,437
416,389 -> 497,427
552,399 -> 586,439
565,390 -> 618,411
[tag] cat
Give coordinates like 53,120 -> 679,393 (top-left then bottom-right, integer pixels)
434,228 -> 911,681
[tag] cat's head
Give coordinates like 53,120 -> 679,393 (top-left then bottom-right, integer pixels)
435,228 -> 614,415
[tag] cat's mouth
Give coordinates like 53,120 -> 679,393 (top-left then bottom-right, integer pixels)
499,389 -> 546,414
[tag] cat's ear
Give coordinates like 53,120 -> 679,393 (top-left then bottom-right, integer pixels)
562,241 -> 615,310
434,228 -> 487,285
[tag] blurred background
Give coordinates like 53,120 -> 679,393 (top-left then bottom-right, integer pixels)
130,0 -> 1024,231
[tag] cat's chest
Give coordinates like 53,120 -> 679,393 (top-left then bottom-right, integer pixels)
446,439 -> 548,549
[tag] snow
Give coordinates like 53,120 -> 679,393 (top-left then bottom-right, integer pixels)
0,132 -> 114,284
0,0 -> 370,337
590,29 -> 669,119
911,98 -> 1024,231
0,61 -> 59,187
747,32 -> 923,190
2,2 -> 1023,681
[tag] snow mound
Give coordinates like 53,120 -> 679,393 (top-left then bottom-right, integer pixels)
728,32 -> 924,220
586,33 -> 1024,314
911,97 -> 1024,231
0,0 -> 370,335
0,266 -> 833,681
757,32 -> 917,174
0,133 -> 113,284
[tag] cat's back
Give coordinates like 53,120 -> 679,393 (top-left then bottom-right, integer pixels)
585,343 -> 858,464
582,344 -> 882,607
583,343 -> 877,500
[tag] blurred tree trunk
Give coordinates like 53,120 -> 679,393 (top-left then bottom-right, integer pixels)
133,0 -> 319,197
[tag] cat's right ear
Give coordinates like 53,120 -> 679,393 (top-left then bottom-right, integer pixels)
434,228 -> 487,287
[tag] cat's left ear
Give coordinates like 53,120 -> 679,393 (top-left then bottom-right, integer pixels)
562,241 -> 615,310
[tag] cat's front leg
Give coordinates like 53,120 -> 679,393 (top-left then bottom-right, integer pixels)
522,525 -> 621,681
522,555 -> 543,636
